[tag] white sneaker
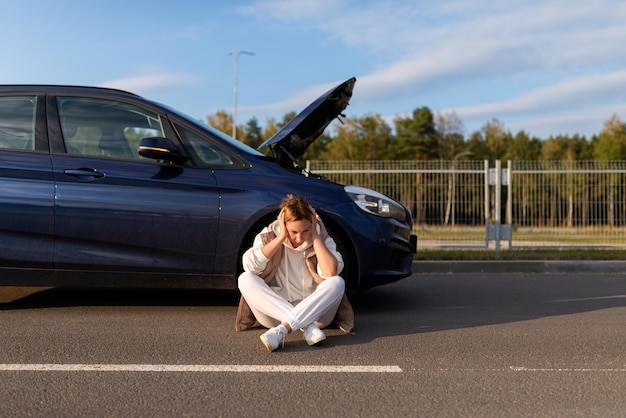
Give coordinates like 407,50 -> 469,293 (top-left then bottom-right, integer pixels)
303,323 -> 326,346
260,325 -> 287,352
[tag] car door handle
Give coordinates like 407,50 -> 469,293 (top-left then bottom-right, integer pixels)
64,168 -> 106,180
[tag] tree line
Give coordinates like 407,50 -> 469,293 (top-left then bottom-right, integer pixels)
207,107 -> 626,162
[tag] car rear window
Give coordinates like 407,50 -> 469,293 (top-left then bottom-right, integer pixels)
0,96 -> 36,151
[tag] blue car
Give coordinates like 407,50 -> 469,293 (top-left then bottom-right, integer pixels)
0,78 -> 416,291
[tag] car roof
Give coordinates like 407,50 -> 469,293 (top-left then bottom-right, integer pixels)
0,84 -> 140,98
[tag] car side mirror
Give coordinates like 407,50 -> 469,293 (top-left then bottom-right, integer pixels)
138,137 -> 188,165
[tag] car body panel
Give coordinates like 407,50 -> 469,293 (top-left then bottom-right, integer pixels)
52,154 -> 220,274
0,150 -> 55,267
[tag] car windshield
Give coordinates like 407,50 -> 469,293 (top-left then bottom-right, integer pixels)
162,104 -> 264,157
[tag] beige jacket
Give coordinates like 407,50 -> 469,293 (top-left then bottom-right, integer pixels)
235,221 -> 354,333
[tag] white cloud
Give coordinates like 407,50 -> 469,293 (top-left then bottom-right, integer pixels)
243,0 -> 626,106
448,71 -> 626,119
509,102 -> 626,137
233,0 -> 626,138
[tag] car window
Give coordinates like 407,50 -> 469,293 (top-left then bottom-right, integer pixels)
163,104 -> 264,157
57,97 -> 164,160
0,96 -> 36,151
176,124 -> 234,166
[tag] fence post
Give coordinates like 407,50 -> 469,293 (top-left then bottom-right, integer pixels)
495,160 -> 502,252
486,160 -> 512,252
484,160 -> 490,248
507,160 -> 512,248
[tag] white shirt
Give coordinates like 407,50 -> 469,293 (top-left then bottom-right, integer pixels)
241,222 -> 344,302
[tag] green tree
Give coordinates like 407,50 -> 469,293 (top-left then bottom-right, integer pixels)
321,114 -> 393,160
593,115 -> 626,227
505,131 -> 542,160
302,132 -> 332,160
393,106 -> 437,160
542,135 -> 573,161
540,135 -> 579,227
540,133 -> 592,161
593,114 -> 626,160
240,117 -> 264,149
465,130 -> 489,160
262,117 -> 279,140
206,110 -> 232,136
434,111 -> 467,160
254,113 -> 297,157
482,118 -> 511,160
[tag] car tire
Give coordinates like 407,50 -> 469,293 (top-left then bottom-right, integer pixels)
324,222 -> 358,290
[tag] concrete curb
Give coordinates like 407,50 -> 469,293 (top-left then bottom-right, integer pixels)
412,260 -> 626,274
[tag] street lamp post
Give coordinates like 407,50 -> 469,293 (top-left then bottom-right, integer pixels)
228,50 -> 254,139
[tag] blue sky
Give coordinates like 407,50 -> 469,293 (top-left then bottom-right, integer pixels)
2,0 -> 625,139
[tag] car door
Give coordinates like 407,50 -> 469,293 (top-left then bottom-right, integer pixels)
49,95 -> 220,276
0,94 -> 54,269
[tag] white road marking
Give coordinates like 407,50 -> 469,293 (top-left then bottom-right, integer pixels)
5,364 -> 623,373
511,366 -> 626,372
0,364 -> 402,373
424,366 -> 626,373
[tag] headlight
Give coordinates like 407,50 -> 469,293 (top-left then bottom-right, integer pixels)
345,185 -> 407,222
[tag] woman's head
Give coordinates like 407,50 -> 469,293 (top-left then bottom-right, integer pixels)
280,194 -> 313,223
280,195 -> 314,247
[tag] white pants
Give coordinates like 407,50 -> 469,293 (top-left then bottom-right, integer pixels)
238,272 -> 345,331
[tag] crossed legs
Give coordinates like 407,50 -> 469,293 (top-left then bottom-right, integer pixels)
238,271 -> 345,332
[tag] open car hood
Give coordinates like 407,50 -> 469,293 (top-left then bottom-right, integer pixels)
257,77 -> 356,170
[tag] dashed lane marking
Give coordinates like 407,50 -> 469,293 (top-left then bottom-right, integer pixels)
510,366 -> 626,372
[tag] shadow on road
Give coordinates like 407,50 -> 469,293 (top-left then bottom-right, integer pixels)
2,273 -> 625,346
0,287 -> 240,310
342,273 -> 626,344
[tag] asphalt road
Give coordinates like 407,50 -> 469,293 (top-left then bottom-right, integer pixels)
1,271 -> 625,417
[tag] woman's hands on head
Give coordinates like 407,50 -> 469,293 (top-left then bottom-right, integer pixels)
277,209 -> 288,242
309,206 -> 320,239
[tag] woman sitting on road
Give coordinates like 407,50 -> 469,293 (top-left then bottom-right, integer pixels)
235,194 -> 353,352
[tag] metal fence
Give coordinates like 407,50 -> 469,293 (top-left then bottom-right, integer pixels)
306,160 -> 626,250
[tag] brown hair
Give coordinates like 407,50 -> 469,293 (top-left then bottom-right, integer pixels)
280,194 -> 313,223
